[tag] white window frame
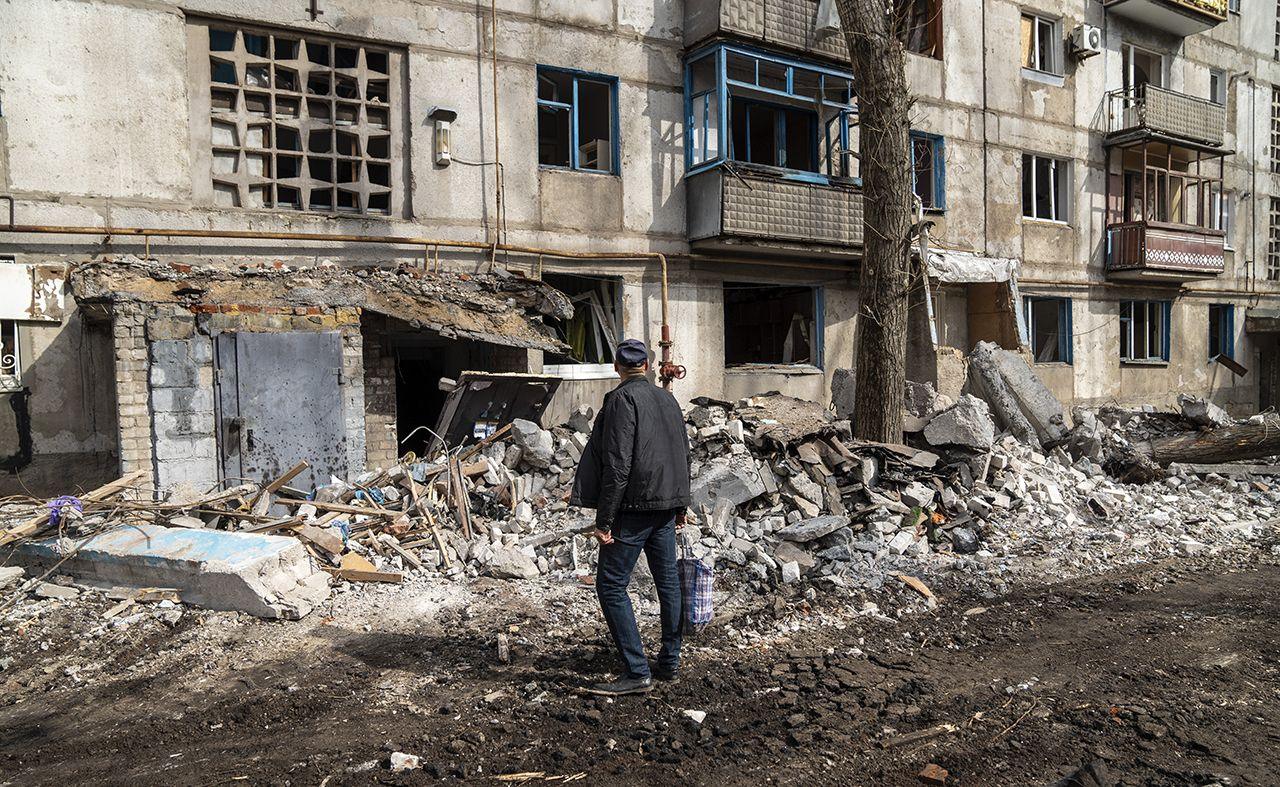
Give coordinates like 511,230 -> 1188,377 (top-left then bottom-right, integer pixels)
1021,13 -> 1063,76
0,319 -> 21,391
1119,300 -> 1170,363
1209,68 -> 1227,105
1022,153 -> 1072,222
1122,43 -> 1165,91
1211,187 -> 1234,248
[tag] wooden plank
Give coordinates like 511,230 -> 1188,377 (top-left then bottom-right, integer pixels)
379,533 -> 423,570
458,422 -> 513,463
276,498 -> 391,516
323,567 -> 403,583
0,469 -> 149,546
249,461 -> 310,516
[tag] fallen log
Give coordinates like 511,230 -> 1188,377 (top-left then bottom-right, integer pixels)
1143,415 -> 1280,466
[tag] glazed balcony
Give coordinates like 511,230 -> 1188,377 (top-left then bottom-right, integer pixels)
687,166 -> 863,257
1106,85 -> 1227,148
1103,0 -> 1228,37
1106,221 -> 1226,281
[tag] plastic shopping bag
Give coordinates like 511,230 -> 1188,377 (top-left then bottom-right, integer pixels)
677,533 -> 714,635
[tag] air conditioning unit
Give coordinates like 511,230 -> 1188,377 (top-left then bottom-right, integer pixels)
1070,24 -> 1103,59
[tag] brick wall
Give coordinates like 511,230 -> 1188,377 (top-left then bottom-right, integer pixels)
111,304 -> 154,484
147,307 -> 218,492
361,315 -> 398,469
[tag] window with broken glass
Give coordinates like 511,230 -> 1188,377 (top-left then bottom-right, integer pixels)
1020,13 -> 1062,76
1023,296 -> 1072,364
684,45 -> 858,183
910,132 -> 945,211
537,67 -> 619,174
723,283 -> 822,368
1119,300 -> 1171,363
540,274 -> 622,374
203,24 -> 399,215
1209,304 -> 1235,360
0,319 -> 20,390
1022,153 -> 1071,222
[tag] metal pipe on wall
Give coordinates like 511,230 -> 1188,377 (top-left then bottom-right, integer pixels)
0,223 -> 684,388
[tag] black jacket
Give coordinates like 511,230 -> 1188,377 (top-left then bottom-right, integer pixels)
570,376 -> 691,531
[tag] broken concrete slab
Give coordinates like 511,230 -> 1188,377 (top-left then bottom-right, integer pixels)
16,524 -> 330,619
486,545 -> 541,580
0,565 -> 24,589
965,342 -> 1042,448
773,540 -> 818,569
511,419 -> 554,469
34,582 -> 79,600
986,343 -> 1069,444
1178,394 -> 1232,428
690,457 -> 766,512
924,395 -> 996,450
831,368 -> 856,420
777,515 -> 850,543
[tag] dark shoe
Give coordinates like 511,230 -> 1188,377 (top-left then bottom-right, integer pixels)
653,667 -> 679,681
585,676 -> 653,696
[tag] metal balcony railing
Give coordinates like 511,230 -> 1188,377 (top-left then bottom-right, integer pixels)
1106,84 -> 1226,147
687,167 -> 864,250
1106,221 -> 1226,279
685,0 -> 849,62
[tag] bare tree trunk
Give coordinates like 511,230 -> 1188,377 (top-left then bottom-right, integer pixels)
836,0 -> 914,444
1145,417 -> 1280,466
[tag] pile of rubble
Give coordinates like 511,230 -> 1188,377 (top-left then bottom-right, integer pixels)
4,342 -> 1277,621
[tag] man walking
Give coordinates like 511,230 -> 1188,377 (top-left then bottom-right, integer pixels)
570,338 -> 691,696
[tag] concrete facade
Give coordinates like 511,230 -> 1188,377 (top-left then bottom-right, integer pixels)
1,0 -> 1278,493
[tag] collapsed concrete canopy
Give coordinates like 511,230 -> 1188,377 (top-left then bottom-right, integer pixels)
68,257 -> 574,352
925,249 -> 1019,284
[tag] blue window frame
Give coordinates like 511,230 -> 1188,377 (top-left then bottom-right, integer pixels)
910,132 -> 946,211
684,43 -> 857,184
1209,303 -> 1235,360
536,66 -> 619,174
1023,296 -> 1072,363
1120,300 -> 1172,362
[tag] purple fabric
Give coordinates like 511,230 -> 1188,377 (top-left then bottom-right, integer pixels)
46,495 -> 83,526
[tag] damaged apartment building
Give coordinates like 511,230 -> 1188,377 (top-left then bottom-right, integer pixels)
0,0 -> 1277,496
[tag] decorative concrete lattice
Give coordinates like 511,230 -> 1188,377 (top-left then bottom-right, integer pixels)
207,25 -> 396,215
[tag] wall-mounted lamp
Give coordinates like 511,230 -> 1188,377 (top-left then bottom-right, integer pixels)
428,106 -> 458,167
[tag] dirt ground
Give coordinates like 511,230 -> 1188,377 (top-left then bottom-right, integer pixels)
3,543 -> 1279,786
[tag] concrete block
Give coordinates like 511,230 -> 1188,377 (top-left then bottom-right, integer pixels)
16,524 -> 331,619
151,386 -> 215,414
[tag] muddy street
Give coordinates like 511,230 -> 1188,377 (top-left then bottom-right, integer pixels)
3,550 -> 1277,786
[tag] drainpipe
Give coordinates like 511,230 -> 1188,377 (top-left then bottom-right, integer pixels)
0,223 -> 685,389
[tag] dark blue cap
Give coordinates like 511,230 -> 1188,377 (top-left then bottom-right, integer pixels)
615,338 -> 649,367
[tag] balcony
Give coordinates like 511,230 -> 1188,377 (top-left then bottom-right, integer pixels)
1106,85 -> 1226,148
1103,0 -> 1227,36
1106,221 -> 1225,281
685,0 -> 849,63
687,167 -> 863,257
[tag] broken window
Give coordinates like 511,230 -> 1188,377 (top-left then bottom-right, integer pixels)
1270,198 -> 1280,281
723,283 -> 821,367
684,45 -> 857,180
1119,300 -> 1171,362
1023,297 -> 1072,364
0,319 -> 20,390
1022,153 -> 1071,222
895,0 -> 943,59
1209,304 -> 1235,360
541,273 -> 622,367
1020,13 -> 1062,75
202,23 -> 398,215
910,132 -> 945,210
1122,43 -> 1164,91
537,67 -> 618,174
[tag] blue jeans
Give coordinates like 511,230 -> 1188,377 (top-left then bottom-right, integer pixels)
596,509 -> 683,680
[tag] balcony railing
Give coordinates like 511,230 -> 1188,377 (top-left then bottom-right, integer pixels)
1103,0 -> 1227,36
1106,221 -> 1225,280
1106,85 -> 1226,148
687,167 -> 863,252
685,0 -> 849,62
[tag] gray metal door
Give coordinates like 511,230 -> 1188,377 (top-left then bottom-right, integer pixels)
214,331 -> 346,493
